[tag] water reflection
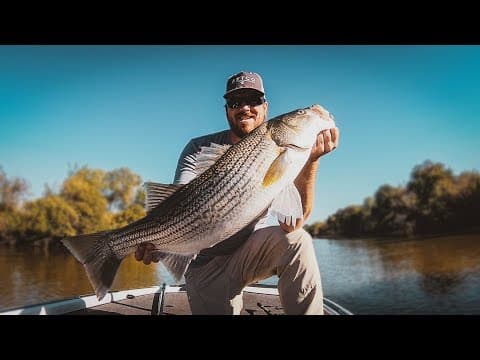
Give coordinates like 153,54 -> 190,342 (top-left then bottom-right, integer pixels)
420,272 -> 465,295
0,244 -> 166,311
314,234 -> 480,314
326,235 -> 479,288
1,234 -> 480,314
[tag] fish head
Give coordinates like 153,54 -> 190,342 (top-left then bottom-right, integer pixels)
268,104 -> 336,151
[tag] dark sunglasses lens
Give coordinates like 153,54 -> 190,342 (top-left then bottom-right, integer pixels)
249,97 -> 264,106
227,96 -> 264,109
226,99 -> 239,108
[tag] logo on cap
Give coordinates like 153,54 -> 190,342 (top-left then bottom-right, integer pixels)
231,75 -> 256,86
224,71 -> 265,98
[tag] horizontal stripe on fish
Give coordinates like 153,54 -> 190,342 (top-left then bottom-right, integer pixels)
61,104 -> 337,300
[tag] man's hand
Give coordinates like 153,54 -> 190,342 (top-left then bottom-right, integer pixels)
308,127 -> 339,162
134,243 -> 161,265
280,126 -> 340,232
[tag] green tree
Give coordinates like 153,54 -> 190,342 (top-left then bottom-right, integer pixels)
330,205 -> 367,237
307,161 -> 480,238
0,167 -> 29,242
304,221 -> 328,237
371,184 -> 415,236
112,204 -> 146,229
449,171 -> 480,231
407,161 -> 455,234
104,168 -> 146,228
0,165 -> 147,245
103,167 -> 142,211
59,166 -> 146,234
360,196 -> 377,234
60,167 -> 111,234
22,195 -> 79,241
0,166 -> 29,211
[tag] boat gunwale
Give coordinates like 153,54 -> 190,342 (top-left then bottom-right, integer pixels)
0,283 -> 352,315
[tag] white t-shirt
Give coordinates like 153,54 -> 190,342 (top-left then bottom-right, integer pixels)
174,129 -> 269,267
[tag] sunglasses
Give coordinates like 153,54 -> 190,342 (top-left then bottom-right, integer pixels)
226,96 -> 266,109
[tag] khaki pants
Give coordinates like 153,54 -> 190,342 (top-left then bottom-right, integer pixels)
184,226 -> 323,315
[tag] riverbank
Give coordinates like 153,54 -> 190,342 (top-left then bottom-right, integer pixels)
312,227 -> 480,241
3,227 -> 480,247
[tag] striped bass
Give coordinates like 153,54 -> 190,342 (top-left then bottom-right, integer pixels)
61,104 -> 336,300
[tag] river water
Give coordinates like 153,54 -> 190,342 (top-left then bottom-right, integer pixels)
1,233 -> 479,314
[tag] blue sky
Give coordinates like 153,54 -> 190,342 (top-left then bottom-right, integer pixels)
0,45 -> 479,222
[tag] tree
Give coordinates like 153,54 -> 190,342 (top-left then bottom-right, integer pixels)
22,196 -> 79,241
449,171 -> 480,231
60,167 -> 111,234
330,205 -> 367,237
407,161 -> 456,234
59,166 -> 146,234
371,184 -> 416,236
1,165 -> 147,244
0,166 -> 29,242
112,204 -> 146,229
103,167 -> 142,211
304,221 -> 328,237
0,166 -> 29,211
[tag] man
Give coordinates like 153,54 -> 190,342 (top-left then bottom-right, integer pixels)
135,71 -> 339,314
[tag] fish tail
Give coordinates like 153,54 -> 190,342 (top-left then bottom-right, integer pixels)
61,231 -> 122,301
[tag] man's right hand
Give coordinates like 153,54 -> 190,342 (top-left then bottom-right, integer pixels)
134,243 -> 161,265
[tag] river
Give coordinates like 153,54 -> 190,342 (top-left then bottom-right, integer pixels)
1,233 -> 479,314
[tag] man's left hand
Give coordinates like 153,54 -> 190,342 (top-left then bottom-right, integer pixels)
308,127 -> 340,162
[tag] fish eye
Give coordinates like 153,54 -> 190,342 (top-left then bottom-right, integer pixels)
297,109 -> 306,115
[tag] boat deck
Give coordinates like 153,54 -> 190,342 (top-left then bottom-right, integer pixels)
0,283 -> 352,315
69,285 -> 285,315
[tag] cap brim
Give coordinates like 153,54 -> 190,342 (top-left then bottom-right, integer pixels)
223,88 -> 265,99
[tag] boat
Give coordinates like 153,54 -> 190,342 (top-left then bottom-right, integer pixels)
0,283 -> 353,315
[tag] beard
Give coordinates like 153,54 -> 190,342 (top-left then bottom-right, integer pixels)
228,117 -> 251,139
227,113 -> 264,139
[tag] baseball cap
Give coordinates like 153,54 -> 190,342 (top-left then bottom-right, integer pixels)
223,71 -> 265,98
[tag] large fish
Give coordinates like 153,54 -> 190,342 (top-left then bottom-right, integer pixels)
61,104 -> 337,300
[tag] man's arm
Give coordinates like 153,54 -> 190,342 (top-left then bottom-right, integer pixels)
279,127 -> 339,233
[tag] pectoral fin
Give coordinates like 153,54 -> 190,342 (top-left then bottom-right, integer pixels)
262,148 -> 291,187
268,183 -> 304,226
152,251 -> 196,282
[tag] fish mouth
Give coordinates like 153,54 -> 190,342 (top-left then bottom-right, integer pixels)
310,104 -> 325,116
285,143 -> 309,151
310,104 -> 335,121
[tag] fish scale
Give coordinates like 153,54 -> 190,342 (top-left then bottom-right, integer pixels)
61,104 -> 336,300
113,131 -> 273,253
112,127 -> 274,252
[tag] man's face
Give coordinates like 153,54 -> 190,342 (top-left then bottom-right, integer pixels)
225,90 -> 268,139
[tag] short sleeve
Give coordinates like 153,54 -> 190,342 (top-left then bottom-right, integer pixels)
173,140 -> 199,185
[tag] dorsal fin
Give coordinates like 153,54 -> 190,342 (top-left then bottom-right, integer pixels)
183,143 -> 232,177
144,182 -> 182,213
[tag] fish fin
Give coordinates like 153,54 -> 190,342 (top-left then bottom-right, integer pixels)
262,148 -> 291,187
144,182 -> 182,213
184,143 -> 232,177
61,231 -> 122,301
153,251 -> 196,282
268,183 -> 304,226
